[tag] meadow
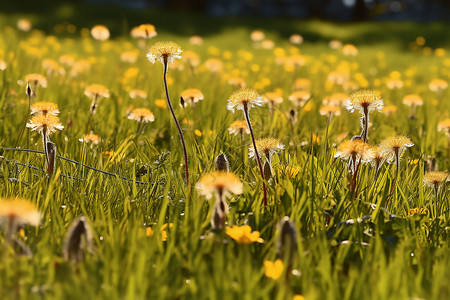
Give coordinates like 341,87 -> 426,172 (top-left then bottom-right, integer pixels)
0,5 -> 449,300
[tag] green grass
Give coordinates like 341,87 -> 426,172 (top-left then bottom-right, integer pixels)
0,4 -> 449,300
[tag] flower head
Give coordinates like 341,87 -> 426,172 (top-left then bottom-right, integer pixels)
25,73 -> 47,88
91,25 -> 110,41
27,114 -> 64,135
228,120 -> 250,135
288,91 -> 311,107
402,94 -> 423,107
335,139 -> 369,173
227,88 -> 263,113
319,105 -> 341,117
130,24 -> 157,39
423,171 -> 448,188
263,92 -> 283,106
79,133 -> 101,145
0,198 -> 41,227
379,135 -> 414,164
84,84 -> 110,100
429,79 -> 448,93
128,108 -> 155,123
438,118 -> 450,134
129,89 -> 147,99
249,137 -> 285,160
364,145 -> 387,170
180,89 -> 204,106
30,102 -> 59,116
196,171 -> 243,200
264,259 -> 284,280
226,225 -> 264,244
346,89 -> 384,115
146,41 -> 183,65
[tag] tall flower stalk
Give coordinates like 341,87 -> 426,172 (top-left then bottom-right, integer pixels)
227,89 -> 267,206
147,41 -> 189,185
380,135 -> 414,194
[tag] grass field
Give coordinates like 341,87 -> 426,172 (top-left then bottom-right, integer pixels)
0,3 -> 449,300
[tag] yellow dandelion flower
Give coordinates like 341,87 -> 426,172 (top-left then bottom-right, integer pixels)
382,105 -> 397,116
196,171 -> 243,200
379,135 -> 414,164
180,88 -> 204,106
0,198 -> 41,227
30,102 -> 59,116
17,19 -> 32,32
346,89 -> 383,115
319,105 -> 341,116
364,145 -> 387,169
189,35 -> 204,45
84,84 -> 110,99
429,79 -> 448,92
79,133 -> 101,145
227,88 -> 263,113
27,114 -> 64,135
228,120 -> 250,135
335,139 -> 369,174
438,118 -> 450,135
423,171 -> 448,188
342,44 -> 358,56
294,78 -> 311,90
249,137 -> 285,160
290,34 -> 304,45
288,91 -> 311,107
204,58 -> 223,73
155,99 -> 167,109
183,50 -> 201,67
250,30 -> 265,42
128,108 -> 155,123
146,41 -> 183,65
226,225 -> 264,244
25,73 -> 47,88
263,92 -> 284,106
410,208 -> 428,216
329,39 -> 343,49
129,89 -> 147,99
293,295 -> 305,300
264,259 -> 284,280
228,76 -> 246,88
279,165 -> 301,178
90,25 -> 110,41
130,24 -> 157,39
403,94 -> 423,107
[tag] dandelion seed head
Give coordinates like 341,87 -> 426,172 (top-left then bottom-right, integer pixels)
402,94 -> 423,107
249,137 -> 285,160
180,89 -> 204,105
228,120 -> 250,135
30,102 -> 59,116
227,88 -> 263,113
146,41 -> 183,65
423,171 -> 448,187
346,89 -> 384,115
27,114 -> 64,135
91,25 -> 110,41
84,84 -> 110,99
128,108 -> 155,123
130,24 -> 157,39
379,135 -> 414,164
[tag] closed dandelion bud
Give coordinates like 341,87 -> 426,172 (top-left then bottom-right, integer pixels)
46,141 -> 56,177
63,216 -> 94,263
277,216 -> 298,265
263,161 -> 272,181
26,82 -> 32,97
180,96 -> 185,108
90,101 -> 98,114
214,153 -> 230,172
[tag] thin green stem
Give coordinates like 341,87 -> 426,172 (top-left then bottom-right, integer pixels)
243,103 -> 267,206
162,57 -> 189,186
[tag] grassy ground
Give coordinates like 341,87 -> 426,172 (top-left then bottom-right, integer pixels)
0,3 -> 449,300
